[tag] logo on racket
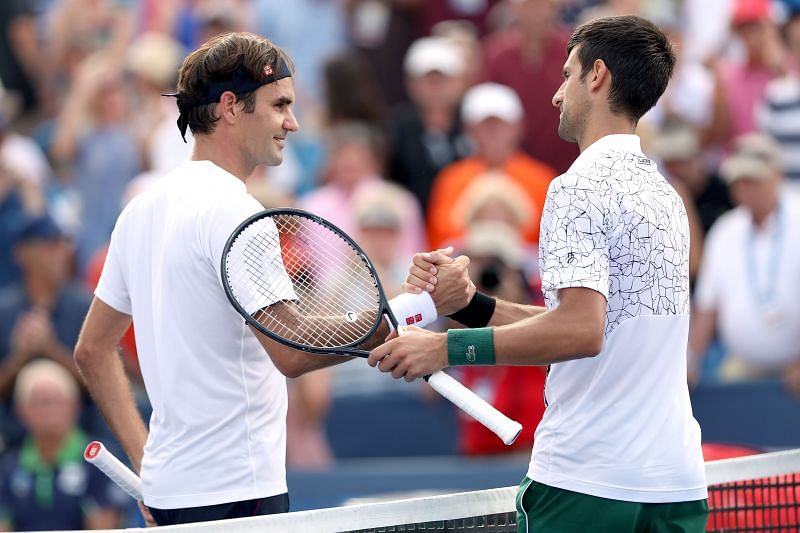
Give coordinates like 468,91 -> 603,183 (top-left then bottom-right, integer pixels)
85,442 -> 101,459
345,311 -> 358,322
466,344 -> 477,363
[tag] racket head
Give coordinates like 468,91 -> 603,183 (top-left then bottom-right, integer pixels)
221,208 -> 397,356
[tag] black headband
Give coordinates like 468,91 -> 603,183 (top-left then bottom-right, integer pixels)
163,59 -> 292,142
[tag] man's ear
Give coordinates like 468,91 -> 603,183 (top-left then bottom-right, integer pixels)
588,59 -> 610,93
218,91 -> 239,125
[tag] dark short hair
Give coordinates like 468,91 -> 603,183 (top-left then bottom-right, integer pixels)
567,15 -> 675,122
176,32 -> 294,136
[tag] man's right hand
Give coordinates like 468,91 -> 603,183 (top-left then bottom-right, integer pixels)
403,247 -> 475,316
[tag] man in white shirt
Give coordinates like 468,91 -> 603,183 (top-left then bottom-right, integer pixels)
369,16 -> 708,532
73,33 -> 355,526
689,133 -> 800,392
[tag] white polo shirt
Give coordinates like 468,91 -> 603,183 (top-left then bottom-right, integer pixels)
96,160 -> 291,509
694,192 -> 800,370
530,135 -> 707,503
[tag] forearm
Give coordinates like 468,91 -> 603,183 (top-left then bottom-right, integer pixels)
75,348 -> 148,472
492,305 -> 603,366
488,298 -> 547,327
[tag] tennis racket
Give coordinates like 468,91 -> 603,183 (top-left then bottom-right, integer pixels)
84,441 -> 143,501
220,208 -> 522,445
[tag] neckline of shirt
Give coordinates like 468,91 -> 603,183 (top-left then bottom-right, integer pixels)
570,134 -> 643,171
182,159 -> 247,192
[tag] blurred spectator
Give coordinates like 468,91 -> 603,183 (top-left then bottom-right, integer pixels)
706,0 -> 788,148
689,133 -> 800,393
346,0 -> 421,108
43,0 -> 133,112
643,11 -> 716,130
0,215 -> 88,401
426,83 -> 555,249
482,0 -> 578,173
418,0 -> 503,36
431,20 -> 485,89
0,85 -> 52,187
255,0 -> 347,106
323,53 -> 387,129
0,360 -> 124,531
49,51 -> 142,272
758,5 -> 800,182
455,221 -> 546,455
649,120 -> 729,281
0,0 -> 43,120
125,32 -> 190,174
300,122 -> 426,259
652,120 -> 733,235
352,181 -> 414,295
286,370 -> 334,470
0,151 -> 46,290
388,36 -> 471,212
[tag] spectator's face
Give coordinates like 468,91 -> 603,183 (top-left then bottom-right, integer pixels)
325,142 -> 380,188
785,16 -> 800,63
18,381 -> 78,440
553,47 -> 591,144
512,0 -> 559,33
735,21 -> 772,59
238,78 -> 299,168
16,239 -> 72,286
407,71 -> 463,112
729,173 -> 780,217
356,225 -> 401,271
468,117 -> 523,159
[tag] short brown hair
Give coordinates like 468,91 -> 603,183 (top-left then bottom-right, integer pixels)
567,16 -> 675,122
176,32 -> 294,136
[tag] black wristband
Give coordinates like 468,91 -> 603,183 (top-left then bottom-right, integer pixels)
448,292 -> 496,328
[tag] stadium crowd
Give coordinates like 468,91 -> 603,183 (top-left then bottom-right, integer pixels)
1,0 -> 800,529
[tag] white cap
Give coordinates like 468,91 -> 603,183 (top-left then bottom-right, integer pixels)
404,37 -> 465,77
461,83 -> 524,124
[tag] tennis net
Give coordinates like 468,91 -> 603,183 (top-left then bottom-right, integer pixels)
61,448 -> 800,532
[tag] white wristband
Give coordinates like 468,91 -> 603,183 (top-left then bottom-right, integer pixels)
388,291 -> 438,329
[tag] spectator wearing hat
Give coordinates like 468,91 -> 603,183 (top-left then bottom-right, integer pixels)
300,122 -> 426,261
481,0 -> 578,174
706,0 -> 789,147
758,6 -> 800,183
0,359 -> 125,531
453,221 -> 546,456
387,36 -> 471,213
0,215 -> 89,402
426,83 -> 555,249
688,133 -> 800,393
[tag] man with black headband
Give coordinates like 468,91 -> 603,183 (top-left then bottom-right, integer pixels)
73,32 -> 350,526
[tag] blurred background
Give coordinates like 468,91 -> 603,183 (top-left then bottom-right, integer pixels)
2,0 -> 800,529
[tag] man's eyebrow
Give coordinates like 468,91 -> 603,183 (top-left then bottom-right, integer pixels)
272,95 -> 293,105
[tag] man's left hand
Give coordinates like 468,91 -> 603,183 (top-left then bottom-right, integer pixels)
367,327 -> 448,381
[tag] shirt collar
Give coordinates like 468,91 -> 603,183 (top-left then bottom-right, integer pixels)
569,134 -> 643,172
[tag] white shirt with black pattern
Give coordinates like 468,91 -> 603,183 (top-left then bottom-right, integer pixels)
528,134 -> 707,503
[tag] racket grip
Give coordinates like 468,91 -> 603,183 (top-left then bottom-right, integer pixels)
425,371 -> 523,445
84,441 -> 143,501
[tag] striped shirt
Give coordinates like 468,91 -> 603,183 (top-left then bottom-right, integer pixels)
758,75 -> 800,182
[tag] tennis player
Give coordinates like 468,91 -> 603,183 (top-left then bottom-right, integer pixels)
73,33 -> 359,526
369,16 -> 709,532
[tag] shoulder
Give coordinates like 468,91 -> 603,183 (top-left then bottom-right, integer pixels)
706,207 -> 746,243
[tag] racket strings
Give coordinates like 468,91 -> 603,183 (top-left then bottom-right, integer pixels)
225,214 -> 381,349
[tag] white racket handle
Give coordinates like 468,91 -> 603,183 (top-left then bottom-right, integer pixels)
84,441 -> 143,501
426,371 -> 523,445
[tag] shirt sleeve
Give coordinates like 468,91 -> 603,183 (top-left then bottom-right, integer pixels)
205,195 -> 297,314
94,214 -> 132,315
539,174 -> 610,301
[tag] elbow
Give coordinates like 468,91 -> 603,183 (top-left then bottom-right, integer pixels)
73,340 -> 100,373
580,335 -> 604,358
276,363 -> 305,379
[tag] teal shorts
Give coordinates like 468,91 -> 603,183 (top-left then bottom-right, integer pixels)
515,477 -> 709,533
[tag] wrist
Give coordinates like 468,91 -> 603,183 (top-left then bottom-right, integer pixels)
448,292 -> 496,328
447,327 -> 496,366
388,291 -> 438,328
